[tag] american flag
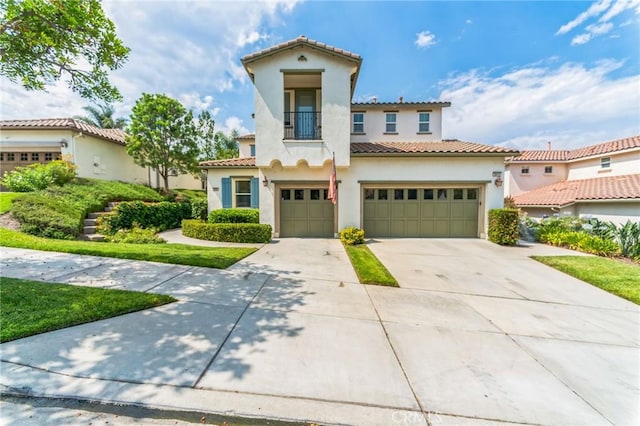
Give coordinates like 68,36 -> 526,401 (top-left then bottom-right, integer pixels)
328,153 -> 337,204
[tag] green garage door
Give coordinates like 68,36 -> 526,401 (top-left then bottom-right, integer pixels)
363,188 -> 479,237
280,188 -> 334,237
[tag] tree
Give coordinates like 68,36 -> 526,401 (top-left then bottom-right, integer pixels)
75,104 -> 127,129
126,93 -> 203,191
214,129 -> 240,160
0,0 -> 130,103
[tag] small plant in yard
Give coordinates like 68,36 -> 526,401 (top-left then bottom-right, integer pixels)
340,226 -> 365,245
191,198 -> 208,221
98,200 -> 191,234
488,208 -> 519,245
608,221 -> 640,260
104,226 -> 166,244
209,208 -> 259,224
182,219 -> 271,243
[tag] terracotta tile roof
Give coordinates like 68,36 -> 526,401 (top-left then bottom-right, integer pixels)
236,134 -> 255,140
0,118 -> 126,145
200,157 -> 256,168
242,35 -> 362,64
513,173 -> 640,207
507,135 -> 640,163
351,101 -> 451,108
351,141 -> 519,155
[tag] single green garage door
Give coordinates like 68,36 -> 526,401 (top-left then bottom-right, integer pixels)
280,188 -> 334,237
363,188 -> 479,237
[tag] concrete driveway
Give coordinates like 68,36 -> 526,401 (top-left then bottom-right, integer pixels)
1,239 -> 638,425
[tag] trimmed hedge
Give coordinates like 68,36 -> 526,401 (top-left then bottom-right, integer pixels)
340,226 -> 365,245
209,208 -> 259,224
182,219 -> 271,243
539,230 -> 620,257
99,201 -> 192,234
488,208 -> 520,245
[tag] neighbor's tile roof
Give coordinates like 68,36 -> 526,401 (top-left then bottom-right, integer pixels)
0,118 -> 126,145
200,157 -> 256,168
513,173 -> 640,207
351,101 -> 451,108
236,134 -> 255,140
242,35 -> 361,64
351,141 -> 519,155
507,135 -> 640,163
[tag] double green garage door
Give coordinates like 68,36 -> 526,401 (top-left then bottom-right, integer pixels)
363,187 -> 479,237
279,186 -> 479,238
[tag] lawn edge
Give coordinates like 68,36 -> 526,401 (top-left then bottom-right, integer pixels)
342,243 -> 399,287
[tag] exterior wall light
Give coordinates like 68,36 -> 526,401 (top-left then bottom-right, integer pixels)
494,177 -> 503,187
60,140 -> 68,148
262,177 -> 269,187
298,55 -> 307,62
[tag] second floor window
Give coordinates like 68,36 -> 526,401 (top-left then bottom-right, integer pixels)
418,112 -> 430,132
521,166 -> 529,174
544,166 -> 553,174
385,113 -> 397,133
352,113 -> 364,133
601,157 -> 611,168
250,144 -> 256,156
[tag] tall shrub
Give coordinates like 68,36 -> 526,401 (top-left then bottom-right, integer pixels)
99,201 -> 192,234
488,209 -> 519,245
208,208 -> 259,224
1,161 -> 77,192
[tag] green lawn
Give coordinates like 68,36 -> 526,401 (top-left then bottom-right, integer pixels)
344,244 -> 398,287
0,192 -> 19,213
0,277 -> 176,343
0,228 -> 256,269
532,256 -> 640,304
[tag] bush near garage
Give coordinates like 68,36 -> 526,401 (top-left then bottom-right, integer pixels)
540,230 -> 620,257
208,208 -> 259,224
10,178 -> 163,239
488,208 -> 520,245
182,219 -> 271,244
190,198 -> 208,221
98,201 -> 192,234
340,226 -> 365,245
1,160 -> 77,192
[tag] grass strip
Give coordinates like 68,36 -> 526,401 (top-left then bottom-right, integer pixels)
0,228 -> 256,269
532,255 -> 640,305
0,277 -> 176,342
344,243 -> 398,287
0,192 -> 19,214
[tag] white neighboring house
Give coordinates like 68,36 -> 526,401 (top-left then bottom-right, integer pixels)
0,118 -> 203,190
505,136 -> 640,225
201,36 -> 518,238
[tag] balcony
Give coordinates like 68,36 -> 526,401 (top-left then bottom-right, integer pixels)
284,111 -> 321,140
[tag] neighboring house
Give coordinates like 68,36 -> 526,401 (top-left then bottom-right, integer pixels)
505,136 -> 640,224
201,36 -> 518,238
0,118 -> 202,190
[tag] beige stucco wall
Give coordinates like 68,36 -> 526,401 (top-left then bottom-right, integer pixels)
567,151 -> 640,180
251,47 -> 354,168
505,163 -> 569,196
238,140 -> 254,158
257,155 -> 506,238
575,202 -> 640,225
349,108 -> 443,142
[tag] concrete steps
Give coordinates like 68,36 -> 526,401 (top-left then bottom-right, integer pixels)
79,202 -> 119,242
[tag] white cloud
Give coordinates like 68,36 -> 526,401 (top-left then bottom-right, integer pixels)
439,60 -> 640,149
556,0 -> 612,35
556,0 -> 639,45
415,31 -> 437,48
465,19 -> 473,24
218,116 -> 250,136
237,31 -> 266,47
571,33 -> 592,45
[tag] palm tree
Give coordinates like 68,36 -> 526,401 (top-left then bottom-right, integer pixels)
75,104 -> 127,129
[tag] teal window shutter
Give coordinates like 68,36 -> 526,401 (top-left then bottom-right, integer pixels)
250,144 -> 256,156
250,177 -> 259,208
221,177 -> 232,208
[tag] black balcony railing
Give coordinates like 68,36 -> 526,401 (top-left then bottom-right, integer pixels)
284,111 -> 321,140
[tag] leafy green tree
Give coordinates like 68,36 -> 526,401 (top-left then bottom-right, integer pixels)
214,129 -> 240,160
0,0 -> 130,102
75,104 -> 127,129
126,94 -> 203,191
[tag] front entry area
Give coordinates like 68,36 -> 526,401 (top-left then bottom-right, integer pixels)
363,187 -> 479,237
280,187 -> 334,237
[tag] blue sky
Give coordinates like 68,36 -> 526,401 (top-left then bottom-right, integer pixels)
1,0 -> 639,149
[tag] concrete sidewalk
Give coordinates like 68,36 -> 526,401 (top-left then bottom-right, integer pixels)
1,240 -> 638,425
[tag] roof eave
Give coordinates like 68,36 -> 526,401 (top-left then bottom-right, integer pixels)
351,151 -> 520,157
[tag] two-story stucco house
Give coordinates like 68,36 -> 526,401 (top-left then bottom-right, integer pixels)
505,136 -> 640,224
0,118 -> 203,190
201,36 -> 518,238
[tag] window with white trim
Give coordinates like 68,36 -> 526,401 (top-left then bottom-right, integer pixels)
418,112 -> 430,132
235,179 -> 251,207
385,113 -> 397,133
601,157 -> 611,169
521,166 -> 529,174
544,166 -> 553,174
352,113 -> 364,133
